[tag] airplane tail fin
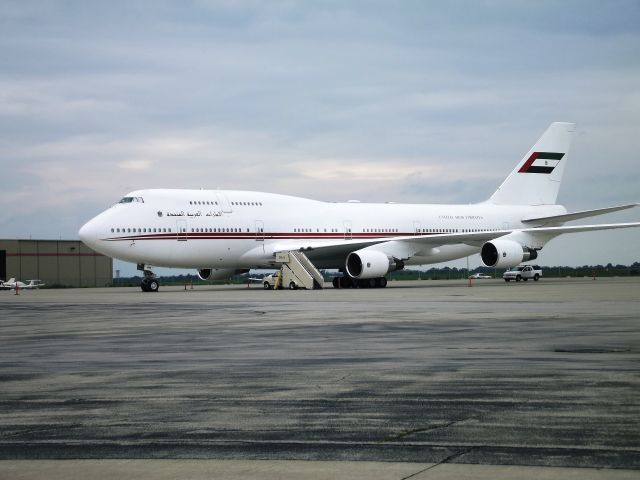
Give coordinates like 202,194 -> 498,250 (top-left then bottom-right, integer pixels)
488,122 -> 575,205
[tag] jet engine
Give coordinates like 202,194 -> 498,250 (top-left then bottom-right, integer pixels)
345,249 -> 404,279
480,239 -> 538,268
197,268 -> 248,281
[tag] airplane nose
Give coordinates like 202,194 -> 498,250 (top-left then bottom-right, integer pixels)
79,219 -> 98,247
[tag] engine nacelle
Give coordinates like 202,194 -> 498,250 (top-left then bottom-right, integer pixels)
197,268 -> 248,281
481,239 -> 538,268
345,249 -> 404,279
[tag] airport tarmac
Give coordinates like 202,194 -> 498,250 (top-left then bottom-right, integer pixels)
1,277 -> 639,479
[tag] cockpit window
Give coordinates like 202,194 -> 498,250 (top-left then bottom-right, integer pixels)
118,197 -> 144,204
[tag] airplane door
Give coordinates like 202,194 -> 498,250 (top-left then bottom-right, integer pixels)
255,220 -> 264,241
217,193 -> 232,213
343,221 -> 352,240
210,198 -> 222,215
177,220 -> 187,241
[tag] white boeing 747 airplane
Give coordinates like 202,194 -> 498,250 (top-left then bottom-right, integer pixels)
79,122 -> 639,292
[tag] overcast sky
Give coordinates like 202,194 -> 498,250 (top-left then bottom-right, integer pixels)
1,1 -> 639,274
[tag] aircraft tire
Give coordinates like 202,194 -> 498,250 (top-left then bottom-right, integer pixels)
378,277 -> 387,288
148,279 -> 159,292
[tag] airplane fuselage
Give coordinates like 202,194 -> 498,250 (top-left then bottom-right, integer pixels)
80,189 -> 566,270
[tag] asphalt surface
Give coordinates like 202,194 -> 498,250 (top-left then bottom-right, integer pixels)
1,278 -> 639,471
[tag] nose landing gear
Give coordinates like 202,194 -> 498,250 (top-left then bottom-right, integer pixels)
138,264 -> 159,292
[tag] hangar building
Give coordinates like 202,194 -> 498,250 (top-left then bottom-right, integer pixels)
0,239 -> 112,287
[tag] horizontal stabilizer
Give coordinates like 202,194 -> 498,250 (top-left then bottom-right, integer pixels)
522,203 -> 639,225
525,222 -> 640,235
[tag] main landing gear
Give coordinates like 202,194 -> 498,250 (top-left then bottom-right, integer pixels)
138,264 -> 159,292
332,275 -> 387,289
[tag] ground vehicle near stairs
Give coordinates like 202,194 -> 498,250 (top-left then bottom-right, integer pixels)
503,265 -> 542,282
263,271 -> 289,289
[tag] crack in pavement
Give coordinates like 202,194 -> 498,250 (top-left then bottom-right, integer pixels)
385,418 -> 473,442
399,447 -> 475,480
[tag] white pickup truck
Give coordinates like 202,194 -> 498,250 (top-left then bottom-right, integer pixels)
503,265 -> 542,282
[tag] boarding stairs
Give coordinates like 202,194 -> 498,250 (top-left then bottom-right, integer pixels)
275,251 -> 324,289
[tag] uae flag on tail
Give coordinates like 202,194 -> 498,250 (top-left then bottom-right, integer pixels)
518,152 -> 565,174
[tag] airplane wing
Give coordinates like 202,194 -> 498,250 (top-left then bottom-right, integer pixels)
271,230 -> 508,260
271,222 -> 640,264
